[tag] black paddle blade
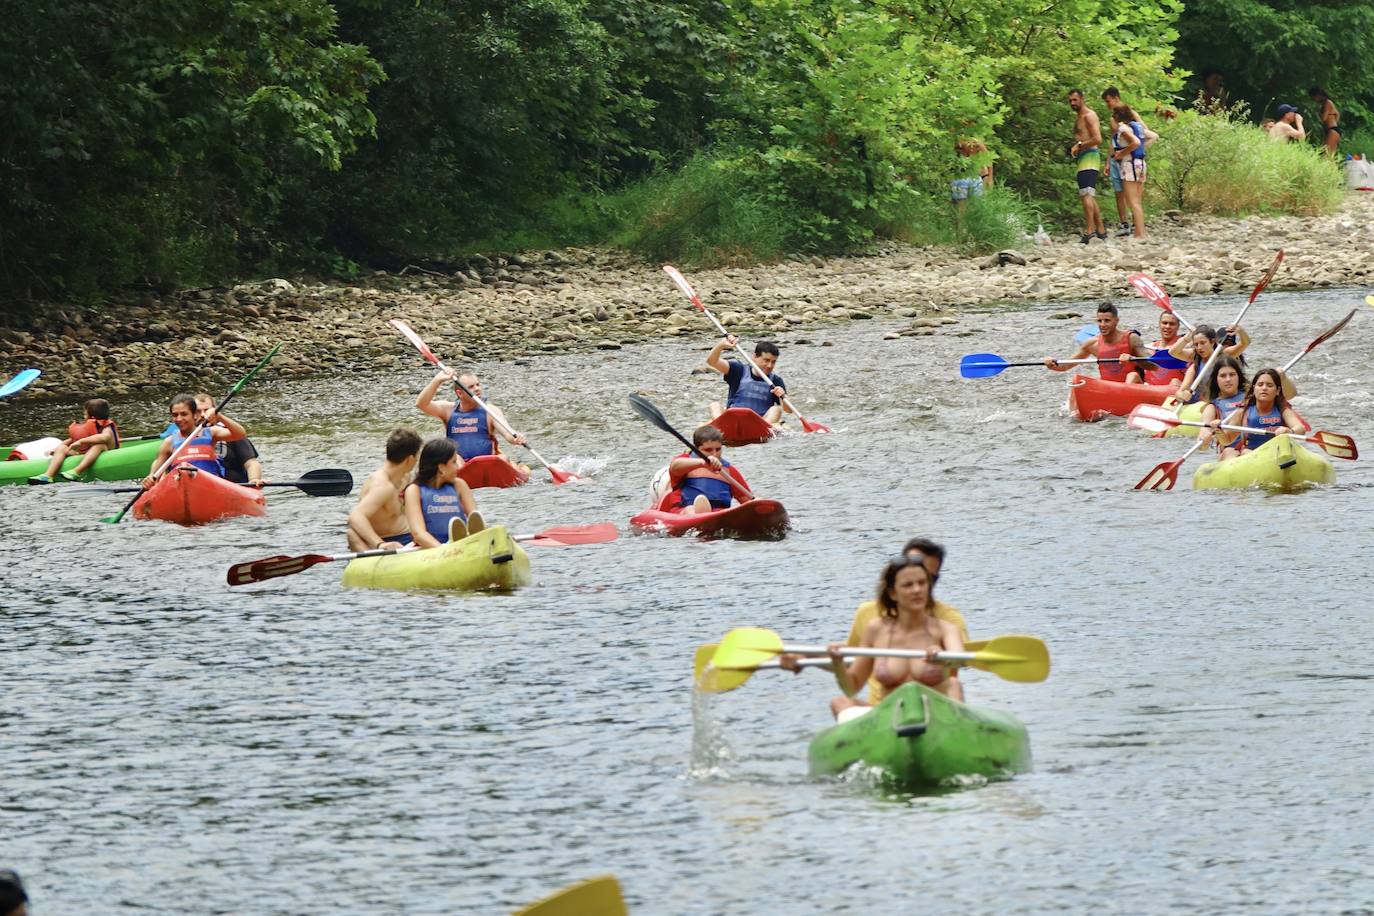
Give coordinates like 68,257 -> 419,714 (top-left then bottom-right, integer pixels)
292,468 -> 354,497
628,393 -> 673,433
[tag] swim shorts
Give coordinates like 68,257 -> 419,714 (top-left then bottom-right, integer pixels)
950,177 -> 984,202
1108,157 -> 1124,193
1076,167 -> 1099,198
1121,159 -> 1147,184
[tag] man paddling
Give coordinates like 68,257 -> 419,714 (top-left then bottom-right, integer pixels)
1044,301 -> 1154,384
1144,313 -> 1187,388
194,392 -> 263,486
142,393 -> 247,487
706,335 -> 789,426
415,369 -> 530,483
347,428 -> 422,551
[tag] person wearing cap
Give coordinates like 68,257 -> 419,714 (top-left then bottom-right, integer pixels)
415,368 -> 531,483
0,868 -> 28,916
1269,104 -> 1305,142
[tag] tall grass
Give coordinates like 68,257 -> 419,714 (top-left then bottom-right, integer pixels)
878,186 -> 1039,252
1147,110 -> 1344,216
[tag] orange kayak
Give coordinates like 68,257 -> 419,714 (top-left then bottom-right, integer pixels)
1066,374 -> 1175,422
711,407 -> 776,447
133,465 -> 266,526
455,454 -> 528,489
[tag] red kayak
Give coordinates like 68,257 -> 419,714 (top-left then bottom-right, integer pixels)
133,464 -> 266,526
630,497 -> 789,539
711,407 -> 777,447
1067,374 -> 1176,422
456,454 -> 528,490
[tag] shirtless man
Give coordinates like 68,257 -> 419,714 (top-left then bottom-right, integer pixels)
1068,89 -> 1107,243
1044,301 -> 1153,384
706,335 -> 789,426
347,427 -> 422,551
1309,87 -> 1340,155
415,369 -> 530,482
1102,87 -> 1159,236
1269,104 -> 1306,143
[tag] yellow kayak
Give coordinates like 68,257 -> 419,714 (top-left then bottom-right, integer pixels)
341,525 -> 531,591
1192,435 -> 1335,491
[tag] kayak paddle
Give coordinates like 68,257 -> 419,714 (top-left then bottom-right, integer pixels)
662,264 -> 830,434
693,637 -> 1006,682
627,393 -> 755,501
1135,307 -> 1356,490
62,468 -> 355,498
0,369 -> 41,399
101,344 -> 282,523
1159,250 -> 1283,413
695,627 -> 1049,692
225,523 -> 619,585
389,318 -> 580,484
513,876 -> 626,916
1127,405 -> 1356,459
1127,273 -> 1197,333
961,348 -> 1185,379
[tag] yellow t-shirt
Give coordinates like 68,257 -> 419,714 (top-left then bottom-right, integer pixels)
846,599 -> 969,704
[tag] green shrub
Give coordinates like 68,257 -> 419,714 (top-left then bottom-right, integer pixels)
1147,108 -> 1344,215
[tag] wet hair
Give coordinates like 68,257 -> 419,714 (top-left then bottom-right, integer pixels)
414,437 -> 457,488
385,427 -> 423,463
754,341 -> 780,358
692,424 -> 724,448
84,397 -> 111,420
1097,301 -> 1119,317
900,537 -> 946,581
1206,355 -> 1248,402
1068,88 -> 1084,99
169,393 -> 197,413
1102,86 -> 1121,101
0,868 -> 27,912
956,138 -> 988,156
876,556 -> 933,618
1244,368 -> 1290,412
1112,104 -> 1138,123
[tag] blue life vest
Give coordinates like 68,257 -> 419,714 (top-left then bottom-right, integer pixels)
1185,357 -> 1212,404
1242,403 -> 1285,450
725,361 -> 784,416
678,470 -> 734,510
170,427 -> 223,476
1114,121 -> 1146,160
1213,391 -> 1246,419
446,406 -> 494,460
1209,392 -> 1247,450
417,481 -> 467,544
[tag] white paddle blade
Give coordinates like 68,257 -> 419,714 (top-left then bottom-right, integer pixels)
662,264 -> 697,299
1127,404 -> 1180,434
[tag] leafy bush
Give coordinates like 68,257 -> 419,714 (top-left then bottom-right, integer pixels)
1147,108 -> 1345,215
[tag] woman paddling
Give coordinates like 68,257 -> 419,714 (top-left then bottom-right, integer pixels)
403,437 -> 480,548
1225,367 -> 1305,459
1169,323 -> 1250,404
785,555 -> 965,722
1195,356 -> 1249,458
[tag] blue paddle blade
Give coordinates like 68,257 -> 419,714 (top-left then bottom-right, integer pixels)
959,353 -> 1009,378
1074,323 -> 1098,346
0,368 -> 40,399
1147,349 -> 1187,370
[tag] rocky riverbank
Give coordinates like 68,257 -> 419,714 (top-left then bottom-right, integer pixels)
4,194 -> 1372,399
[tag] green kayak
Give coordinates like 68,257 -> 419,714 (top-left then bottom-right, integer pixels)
807,682 -> 1031,788
0,437 -> 162,486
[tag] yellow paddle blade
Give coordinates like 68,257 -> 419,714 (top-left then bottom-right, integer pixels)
710,627 -> 784,671
513,876 -> 626,916
696,665 -> 760,693
963,635 -> 1051,683
692,643 -> 718,681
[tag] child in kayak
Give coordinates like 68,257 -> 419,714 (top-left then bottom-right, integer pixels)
663,425 -> 752,514
403,437 -> 481,548
1226,367 -> 1304,459
785,555 -> 965,722
28,398 -> 120,484
348,427 -> 422,552
1168,323 -> 1250,405
194,392 -> 263,486
1195,356 -> 1248,458
142,393 -> 247,487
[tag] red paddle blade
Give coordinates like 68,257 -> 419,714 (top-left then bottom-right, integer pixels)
389,318 -> 441,365
227,553 -> 332,585
662,265 -> 704,307
1127,404 -> 1181,433
1128,272 -> 1171,310
517,523 -> 618,547
1312,432 -> 1357,460
547,465 -> 582,485
1248,250 -> 1284,303
1134,459 -> 1182,491
799,415 -> 830,434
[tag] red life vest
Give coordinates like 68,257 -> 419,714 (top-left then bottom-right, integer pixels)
67,417 -> 120,452
1145,337 -> 1186,385
1096,332 -> 1134,383
659,450 -> 750,511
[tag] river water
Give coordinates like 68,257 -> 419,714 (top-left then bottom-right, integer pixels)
3,286 -> 1373,913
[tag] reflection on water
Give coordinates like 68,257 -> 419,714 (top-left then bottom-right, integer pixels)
3,287 -> 1374,912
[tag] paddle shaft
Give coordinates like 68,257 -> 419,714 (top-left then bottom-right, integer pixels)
73,472 -> 350,497
777,643 -> 985,664
104,345 -> 280,523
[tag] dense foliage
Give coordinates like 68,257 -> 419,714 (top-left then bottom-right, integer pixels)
0,0 -> 1363,299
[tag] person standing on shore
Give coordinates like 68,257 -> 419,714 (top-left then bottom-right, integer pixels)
1102,88 -> 1158,237
1068,89 -> 1107,244
1309,87 -> 1340,155
1199,69 -> 1229,112
951,139 -> 993,231
1269,104 -> 1306,142
1109,105 -> 1148,239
